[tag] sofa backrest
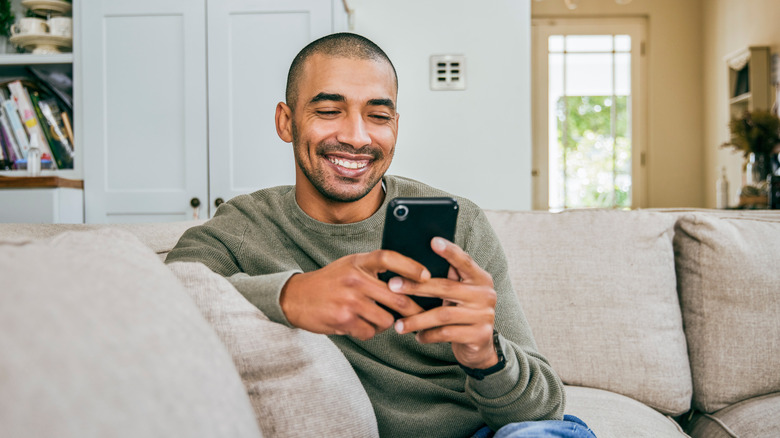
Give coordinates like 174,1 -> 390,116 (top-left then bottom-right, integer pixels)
673,212 -> 780,413
485,209 -> 692,416
0,220 -> 204,260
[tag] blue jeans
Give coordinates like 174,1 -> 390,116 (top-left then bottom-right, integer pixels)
471,415 -> 596,438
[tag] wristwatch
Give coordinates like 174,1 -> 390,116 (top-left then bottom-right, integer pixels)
459,330 -> 507,380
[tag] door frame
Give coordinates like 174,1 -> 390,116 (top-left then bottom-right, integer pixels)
531,17 -> 647,210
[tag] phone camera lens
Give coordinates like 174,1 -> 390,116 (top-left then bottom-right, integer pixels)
393,205 -> 409,221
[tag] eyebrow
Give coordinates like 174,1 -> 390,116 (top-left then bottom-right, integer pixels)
308,93 -> 396,111
310,92 -> 345,104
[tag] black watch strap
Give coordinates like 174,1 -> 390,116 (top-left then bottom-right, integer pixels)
459,330 -> 506,380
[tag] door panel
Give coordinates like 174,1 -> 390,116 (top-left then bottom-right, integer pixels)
206,0 -> 334,216
82,0 -> 208,222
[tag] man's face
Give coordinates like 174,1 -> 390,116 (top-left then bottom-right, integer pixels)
287,54 -> 399,203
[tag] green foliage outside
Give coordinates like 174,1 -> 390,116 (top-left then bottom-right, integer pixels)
554,95 -> 632,209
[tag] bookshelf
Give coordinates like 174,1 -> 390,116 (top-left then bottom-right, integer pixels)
0,0 -> 77,180
726,46 -> 772,118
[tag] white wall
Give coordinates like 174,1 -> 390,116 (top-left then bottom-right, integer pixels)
349,0 -> 533,210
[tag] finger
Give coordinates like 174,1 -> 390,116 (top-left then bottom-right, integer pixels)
431,238 -> 492,285
358,250 -> 431,282
389,277 -> 496,309
370,287 -> 426,319
415,323 -> 494,346
394,303 -> 494,335
447,266 -> 460,282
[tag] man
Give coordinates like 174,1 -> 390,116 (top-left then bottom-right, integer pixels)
167,33 -> 593,438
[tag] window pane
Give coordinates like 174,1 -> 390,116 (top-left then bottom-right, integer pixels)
565,35 -> 613,52
549,35 -> 564,52
615,53 -> 631,95
615,35 -> 631,52
565,53 -> 613,95
559,96 -> 618,208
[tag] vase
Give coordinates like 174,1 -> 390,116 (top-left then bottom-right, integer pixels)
747,152 -> 772,185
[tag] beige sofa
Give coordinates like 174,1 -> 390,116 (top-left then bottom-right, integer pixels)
1,209 -> 778,438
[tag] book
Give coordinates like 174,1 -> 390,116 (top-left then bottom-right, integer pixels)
8,80 -> 56,169
61,111 -> 74,148
0,88 -> 30,159
31,90 -> 74,169
0,106 -> 22,162
0,111 -> 20,170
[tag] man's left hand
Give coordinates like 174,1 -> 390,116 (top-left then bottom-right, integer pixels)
389,237 -> 499,370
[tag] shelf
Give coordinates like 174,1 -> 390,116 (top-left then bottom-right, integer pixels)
0,175 -> 82,189
0,53 -> 73,65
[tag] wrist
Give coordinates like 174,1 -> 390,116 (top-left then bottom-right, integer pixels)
459,330 -> 506,380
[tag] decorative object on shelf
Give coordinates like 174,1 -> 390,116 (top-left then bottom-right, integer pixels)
8,32 -> 70,54
721,109 -> 780,184
21,0 -> 71,17
738,182 -> 769,208
716,167 -> 730,209
9,0 -> 71,54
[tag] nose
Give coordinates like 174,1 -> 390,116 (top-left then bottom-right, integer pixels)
336,113 -> 371,148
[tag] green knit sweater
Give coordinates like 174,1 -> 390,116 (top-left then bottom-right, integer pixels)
166,175 -> 565,437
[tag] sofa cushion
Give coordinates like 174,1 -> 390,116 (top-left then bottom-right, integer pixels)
565,386 -> 687,438
674,213 -> 780,412
686,393 -> 780,438
0,229 -> 261,438
167,261 -> 379,438
485,210 -> 691,416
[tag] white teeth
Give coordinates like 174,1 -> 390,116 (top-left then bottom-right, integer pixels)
329,157 -> 367,170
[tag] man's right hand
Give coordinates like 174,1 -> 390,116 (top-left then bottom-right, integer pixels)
280,250 -> 430,340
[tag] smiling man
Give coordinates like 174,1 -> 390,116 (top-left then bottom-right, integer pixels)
166,33 -> 594,438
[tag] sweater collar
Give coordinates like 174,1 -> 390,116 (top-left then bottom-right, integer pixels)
286,176 -> 397,236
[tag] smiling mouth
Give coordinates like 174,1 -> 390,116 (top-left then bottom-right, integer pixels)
328,156 -> 370,170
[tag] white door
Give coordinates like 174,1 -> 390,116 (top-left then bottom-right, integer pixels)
206,0 -> 340,216
82,0 -> 209,223
532,18 -> 646,210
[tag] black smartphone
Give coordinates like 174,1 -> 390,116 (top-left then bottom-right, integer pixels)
378,197 -> 459,318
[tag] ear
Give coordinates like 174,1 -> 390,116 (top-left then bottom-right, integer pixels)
275,102 -> 293,143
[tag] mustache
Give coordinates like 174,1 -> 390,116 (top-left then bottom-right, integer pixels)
316,142 -> 384,160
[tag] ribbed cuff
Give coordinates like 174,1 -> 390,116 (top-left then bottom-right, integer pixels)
468,335 -> 521,399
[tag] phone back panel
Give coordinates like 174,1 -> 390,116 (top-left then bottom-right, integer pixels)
380,197 -> 459,279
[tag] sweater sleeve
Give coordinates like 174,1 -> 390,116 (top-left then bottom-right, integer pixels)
165,202 -> 302,326
462,209 -> 566,428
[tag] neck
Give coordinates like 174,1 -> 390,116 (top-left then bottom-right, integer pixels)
295,181 -> 385,224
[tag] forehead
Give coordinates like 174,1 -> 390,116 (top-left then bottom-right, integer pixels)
297,54 -> 397,104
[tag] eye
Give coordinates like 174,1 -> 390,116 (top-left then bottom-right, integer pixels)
369,114 -> 392,122
316,110 -> 340,116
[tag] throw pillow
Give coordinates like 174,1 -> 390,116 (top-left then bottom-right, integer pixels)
485,209 -> 692,416
674,213 -> 780,412
167,261 -> 379,438
0,229 -> 261,438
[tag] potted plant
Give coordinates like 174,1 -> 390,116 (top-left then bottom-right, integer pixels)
721,109 -> 780,184
0,0 -> 14,53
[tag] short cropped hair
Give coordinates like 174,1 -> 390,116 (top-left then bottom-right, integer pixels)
285,32 -> 398,109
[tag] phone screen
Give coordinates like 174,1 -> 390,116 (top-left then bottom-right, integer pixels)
379,197 -> 459,317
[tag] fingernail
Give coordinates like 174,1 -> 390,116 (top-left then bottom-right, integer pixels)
420,269 -> 431,280
432,237 -> 447,251
395,320 -> 404,334
388,276 -> 403,292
